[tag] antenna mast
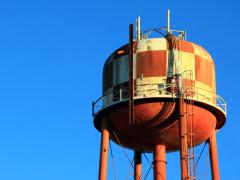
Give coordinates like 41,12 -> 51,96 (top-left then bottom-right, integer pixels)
167,9 -> 171,33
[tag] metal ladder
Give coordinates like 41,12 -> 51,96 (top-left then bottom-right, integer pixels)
183,70 -> 196,180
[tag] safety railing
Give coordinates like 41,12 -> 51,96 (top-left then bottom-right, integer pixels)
92,83 -> 227,116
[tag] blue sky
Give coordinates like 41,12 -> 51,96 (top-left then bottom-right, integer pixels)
0,0 -> 239,179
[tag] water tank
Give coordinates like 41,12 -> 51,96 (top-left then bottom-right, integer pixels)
93,37 -> 226,152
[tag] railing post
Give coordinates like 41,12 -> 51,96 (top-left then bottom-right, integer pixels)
144,85 -> 146,97
197,88 -> 199,100
119,88 -> 122,101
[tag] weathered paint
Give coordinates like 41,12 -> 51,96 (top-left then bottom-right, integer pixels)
102,38 -> 216,109
137,50 -> 167,78
98,119 -> 109,180
179,97 -> 190,180
96,37 -> 225,153
178,40 -> 194,53
153,145 -> 166,180
195,55 -> 213,88
105,101 -> 216,152
209,130 -> 220,180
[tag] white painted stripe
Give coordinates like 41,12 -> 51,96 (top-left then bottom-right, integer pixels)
192,43 -> 212,61
136,38 -> 168,52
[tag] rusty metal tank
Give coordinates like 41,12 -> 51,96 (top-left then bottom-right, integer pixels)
93,36 -> 226,152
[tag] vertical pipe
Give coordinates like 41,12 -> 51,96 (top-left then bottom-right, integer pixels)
137,17 -> 141,40
179,97 -> 189,180
129,24 -> 134,125
167,9 -> 170,33
98,118 -> 109,180
209,130 -> 220,180
134,151 -> 142,180
184,30 -> 187,40
153,145 -> 166,180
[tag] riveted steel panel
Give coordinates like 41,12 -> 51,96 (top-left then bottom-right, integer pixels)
195,55 -> 213,88
137,50 -> 167,78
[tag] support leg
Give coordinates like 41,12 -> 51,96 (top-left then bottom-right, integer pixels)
98,119 -> 109,180
134,151 -> 142,180
209,130 -> 220,180
153,145 -> 166,180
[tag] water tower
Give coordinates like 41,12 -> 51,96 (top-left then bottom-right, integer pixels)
92,10 -> 226,180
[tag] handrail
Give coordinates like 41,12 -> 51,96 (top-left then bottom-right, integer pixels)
92,83 -> 227,117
